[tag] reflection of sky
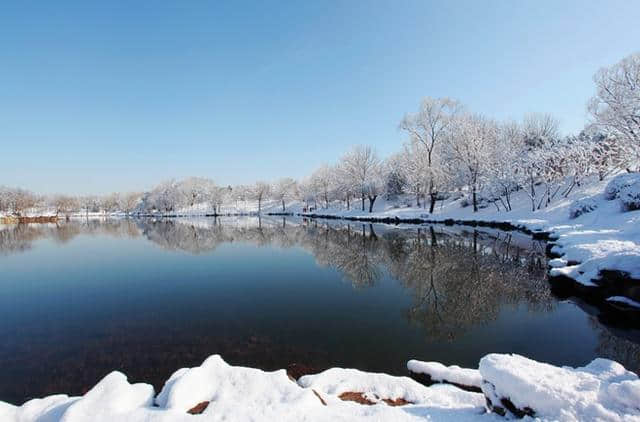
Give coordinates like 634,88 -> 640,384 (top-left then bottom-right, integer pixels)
0,219 -> 626,403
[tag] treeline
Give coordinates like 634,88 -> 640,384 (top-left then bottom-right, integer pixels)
1,52 -> 638,217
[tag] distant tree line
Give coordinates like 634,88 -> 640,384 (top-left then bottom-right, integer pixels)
1,52 -> 638,217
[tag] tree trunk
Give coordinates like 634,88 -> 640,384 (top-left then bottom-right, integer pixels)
361,195 -> 365,211
258,198 -> 262,214
416,192 -> 420,207
429,193 -> 437,214
368,195 -> 377,213
472,188 -> 478,212
282,200 -> 285,212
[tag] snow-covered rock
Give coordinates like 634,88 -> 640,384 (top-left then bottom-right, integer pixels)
479,353 -> 640,421
569,197 -> 598,219
2,354 -> 640,421
407,360 -> 482,389
156,354 -> 322,417
299,367 -> 485,409
604,173 -> 640,200
620,180 -> 640,211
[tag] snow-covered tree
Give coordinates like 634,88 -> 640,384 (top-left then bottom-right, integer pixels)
50,195 -> 78,218
396,141 -> 430,207
122,192 -> 142,215
400,97 -> 461,213
339,145 -> 383,212
101,192 -> 121,215
272,177 -> 297,212
310,165 -> 335,209
446,113 -> 499,212
486,121 -> 524,211
252,181 -> 271,214
522,112 -> 560,148
588,52 -> 640,167
179,177 -> 209,208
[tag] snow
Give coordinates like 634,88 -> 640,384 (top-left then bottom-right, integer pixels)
299,367 -> 485,409
2,354 -> 639,421
606,296 -> 640,308
479,353 -> 640,421
301,174 -> 640,294
407,360 -> 482,389
605,173 -> 640,200
620,179 -> 640,211
155,354 -> 322,417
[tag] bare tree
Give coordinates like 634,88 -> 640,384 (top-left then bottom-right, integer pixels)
339,145 -> 383,212
588,52 -> 640,169
273,178 -> 297,212
446,113 -> 499,212
253,181 -> 271,214
122,192 -> 142,215
400,97 -> 461,213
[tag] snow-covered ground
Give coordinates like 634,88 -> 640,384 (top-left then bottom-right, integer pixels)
301,175 -> 640,298
2,353 -> 638,422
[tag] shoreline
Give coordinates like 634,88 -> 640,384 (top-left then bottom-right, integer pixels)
3,211 -> 639,316
2,353 -> 638,421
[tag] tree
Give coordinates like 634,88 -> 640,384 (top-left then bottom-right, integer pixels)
9,188 -> 38,216
522,112 -> 560,148
446,113 -> 498,212
122,192 -> 142,215
101,192 -> 121,215
51,195 -> 77,219
253,181 -> 271,214
273,178 -> 297,212
310,165 -> 334,209
339,145 -> 383,212
79,195 -> 99,218
396,142 -> 429,207
486,121 -> 523,211
588,52 -> 640,167
400,97 -> 461,213
179,177 -> 209,207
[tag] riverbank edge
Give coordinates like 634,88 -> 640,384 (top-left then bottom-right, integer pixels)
298,211 -> 640,317
3,211 -> 638,316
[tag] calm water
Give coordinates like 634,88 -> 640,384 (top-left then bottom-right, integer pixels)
1,217 -> 639,404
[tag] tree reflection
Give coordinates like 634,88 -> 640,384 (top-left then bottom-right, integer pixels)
1,217 -> 639,370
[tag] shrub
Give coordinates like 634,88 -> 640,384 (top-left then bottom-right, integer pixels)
604,173 -> 640,200
620,181 -> 640,211
569,198 -> 598,219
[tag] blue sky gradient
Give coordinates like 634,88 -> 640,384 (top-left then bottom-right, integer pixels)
2,1 -> 639,194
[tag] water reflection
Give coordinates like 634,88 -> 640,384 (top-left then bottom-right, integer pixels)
0,217 -> 638,404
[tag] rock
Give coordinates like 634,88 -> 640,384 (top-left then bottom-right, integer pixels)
187,401 -> 209,414
287,363 -> 319,381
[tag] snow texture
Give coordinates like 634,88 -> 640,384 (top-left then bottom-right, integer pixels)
407,360 -> 482,389
479,353 -> 640,421
3,354 -> 640,421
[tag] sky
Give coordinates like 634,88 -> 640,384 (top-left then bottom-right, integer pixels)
1,1 -> 639,195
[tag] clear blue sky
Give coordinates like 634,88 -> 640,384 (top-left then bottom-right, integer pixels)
2,1 -> 639,195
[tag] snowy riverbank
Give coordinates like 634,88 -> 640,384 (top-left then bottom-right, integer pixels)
2,353 -> 639,422
301,174 -> 640,309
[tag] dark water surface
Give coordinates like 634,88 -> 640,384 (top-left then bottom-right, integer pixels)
1,217 -> 639,404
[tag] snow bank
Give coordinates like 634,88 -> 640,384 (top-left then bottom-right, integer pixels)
607,296 -> 640,309
479,353 -> 640,421
155,354 -> 322,417
620,180 -> 640,211
604,173 -> 640,200
299,367 -> 485,409
407,360 -> 482,389
2,354 -> 640,421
